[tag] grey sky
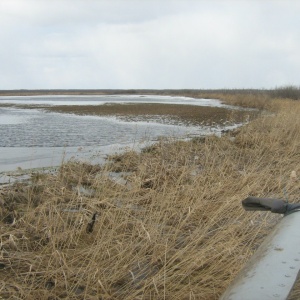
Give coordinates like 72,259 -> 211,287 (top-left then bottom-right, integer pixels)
0,0 -> 299,90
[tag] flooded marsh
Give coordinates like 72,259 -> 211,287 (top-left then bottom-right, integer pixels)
0,95 -> 256,173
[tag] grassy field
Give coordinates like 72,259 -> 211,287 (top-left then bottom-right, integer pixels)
0,92 -> 300,299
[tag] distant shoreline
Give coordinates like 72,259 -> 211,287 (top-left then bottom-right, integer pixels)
1,89 -> 202,96
0,88 -> 269,97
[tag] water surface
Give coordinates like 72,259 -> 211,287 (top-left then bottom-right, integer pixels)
0,95 -> 240,174
0,94 -> 230,107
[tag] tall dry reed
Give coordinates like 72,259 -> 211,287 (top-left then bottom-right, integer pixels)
0,95 -> 300,299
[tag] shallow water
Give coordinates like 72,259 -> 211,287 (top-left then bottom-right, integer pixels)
0,107 -> 207,147
0,94 -> 230,107
0,95 -> 239,174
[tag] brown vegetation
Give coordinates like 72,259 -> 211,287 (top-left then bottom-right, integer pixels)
32,103 -> 258,126
0,94 -> 300,299
1,86 -> 300,100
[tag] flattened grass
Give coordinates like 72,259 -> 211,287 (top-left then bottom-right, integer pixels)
1,95 -> 300,299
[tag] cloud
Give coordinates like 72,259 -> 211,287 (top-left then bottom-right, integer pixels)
0,0 -> 300,89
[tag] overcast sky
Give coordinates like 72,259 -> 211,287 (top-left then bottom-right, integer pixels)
0,0 -> 299,90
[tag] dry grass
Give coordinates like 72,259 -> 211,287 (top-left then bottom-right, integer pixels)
0,102 -> 258,127
1,95 -> 300,299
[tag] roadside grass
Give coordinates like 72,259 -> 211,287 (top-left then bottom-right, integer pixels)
0,94 -> 300,299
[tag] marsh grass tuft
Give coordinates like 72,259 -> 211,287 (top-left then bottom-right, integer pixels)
0,94 -> 300,299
